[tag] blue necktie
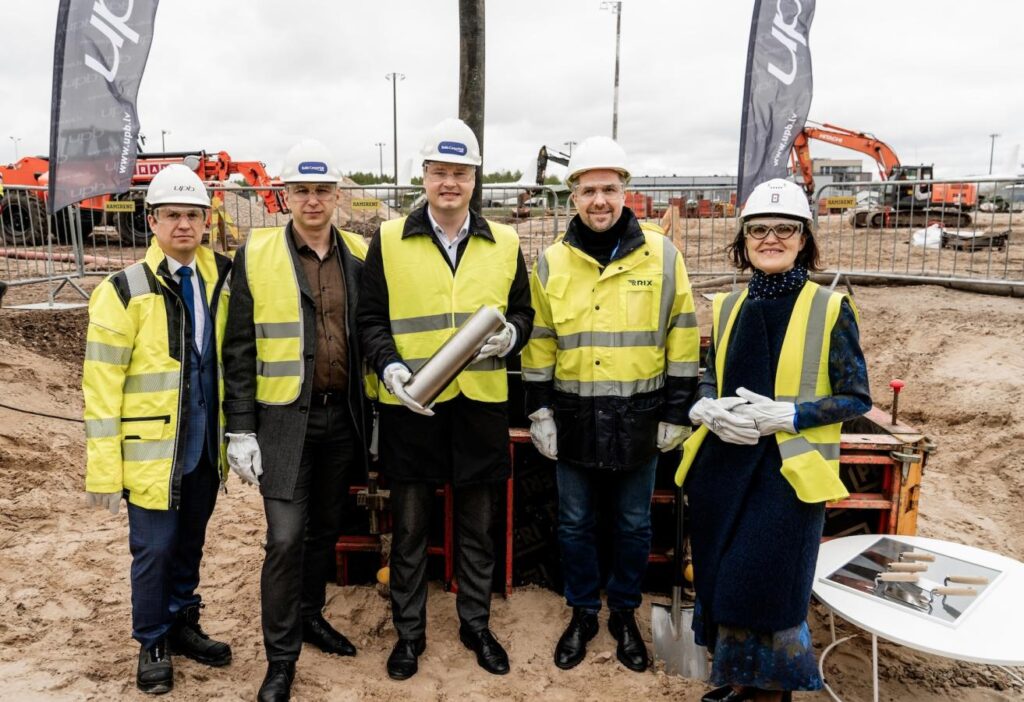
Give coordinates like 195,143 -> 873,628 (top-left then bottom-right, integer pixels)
178,266 -> 196,348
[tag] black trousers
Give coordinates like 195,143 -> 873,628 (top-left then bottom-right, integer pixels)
261,404 -> 355,662
390,479 -> 496,640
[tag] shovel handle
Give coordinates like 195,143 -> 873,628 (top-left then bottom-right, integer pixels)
900,551 -> 936,562
945,575 -> 990,585
932,586 -> 978,597
672,485 -> 686,588
877,572 -> 920,582
887,562 -> 928,573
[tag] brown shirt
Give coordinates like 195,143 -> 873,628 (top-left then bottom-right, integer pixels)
292,228 -> 348,393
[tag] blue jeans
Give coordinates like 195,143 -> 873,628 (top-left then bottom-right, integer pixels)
556,457 -> 657,611
127,454 -> 218,650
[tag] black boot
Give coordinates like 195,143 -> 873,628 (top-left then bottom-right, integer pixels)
136,639 -> 173,695
168,604 -> 232,666
553,607 -> 599,669
608,609 -> 649,672
257,661 -> 295,702
302,614 -> 357,656
386,637 -> 426,680
701,686 -> 755,702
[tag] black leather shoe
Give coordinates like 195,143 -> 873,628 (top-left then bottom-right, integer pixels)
386,637 -> 426,680
136,640 -> 173,695
258,661 -> 295,702
700,685 -> 755,702
168,604 -> 232,666
302,615 -> 356,656
459,626 -> 510,675
608,609 -> 649,672
554,607 -> 599,669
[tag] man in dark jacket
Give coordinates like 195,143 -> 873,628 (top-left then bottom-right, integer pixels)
522,136 -> 700,673
357,118 -> 533,681
221,139 -> 370,702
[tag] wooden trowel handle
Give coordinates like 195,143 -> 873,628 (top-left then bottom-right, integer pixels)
900,552 -> 936,562
945,575 -> 990,585
887,562 -> 928,572
932,586 -> 978,597
877,572 -> 920,582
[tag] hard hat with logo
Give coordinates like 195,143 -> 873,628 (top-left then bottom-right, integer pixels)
741,178 -> 812,223
565,136 -> 630,186
420,118 -> 482,167
146,164 -> 210,208
280,139 -> 343,183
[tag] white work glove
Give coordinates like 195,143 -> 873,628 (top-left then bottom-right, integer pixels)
226,432 -> 263,486
656,422 -> 688,452
382,362 -> 434,416
528,407 -> 558,460
733,387 -> 797,435
476,321 -> 516,361
86,490 -> 121,515
688,396 -> 761,446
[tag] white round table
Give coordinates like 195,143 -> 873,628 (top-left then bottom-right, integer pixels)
813,535 -> 1024,701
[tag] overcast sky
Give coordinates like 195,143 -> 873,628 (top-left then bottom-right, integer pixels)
2,0 -> 1022,180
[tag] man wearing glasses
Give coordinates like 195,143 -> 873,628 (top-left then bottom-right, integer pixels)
522,136 -> 700,673
357,117 -> 533,680
84,165 -> 233,694
222,140 -> 370,702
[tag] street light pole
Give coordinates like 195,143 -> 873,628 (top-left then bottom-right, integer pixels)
161,129 -> 171,152
988,133 -> 1000,174
9,136 -> 21,160
600,1 -> 622,140
563,140 -> 578,157
385,73 -> 405,185
374,142 -> 386,180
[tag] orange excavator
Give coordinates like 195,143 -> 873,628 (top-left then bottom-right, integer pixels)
791,122 -> 975,228
0,150 -> 283,246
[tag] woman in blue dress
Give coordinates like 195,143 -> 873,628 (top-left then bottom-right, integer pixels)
675,179 -> 871,702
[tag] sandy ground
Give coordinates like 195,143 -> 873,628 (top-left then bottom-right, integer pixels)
1,279 -> 1023,701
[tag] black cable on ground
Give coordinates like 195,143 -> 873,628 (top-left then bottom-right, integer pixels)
0,401 -> 84,423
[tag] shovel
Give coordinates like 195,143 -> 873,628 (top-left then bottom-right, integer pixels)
652,487 -> 708,679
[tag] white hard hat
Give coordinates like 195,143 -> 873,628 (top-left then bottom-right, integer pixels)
280,139 -> 343,184
741,178 -> 812,222
146,164 -> 210,208
420,118 -> 482,167
565,136 -> 630,186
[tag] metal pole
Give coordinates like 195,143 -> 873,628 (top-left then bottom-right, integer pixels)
375,142 -> 385,180
161,129 -> 171,152
564,140 -> 577,157
988,133 -> 1000,174
612,1 -> 621,140
9,136 -> 20,160
386,73 -> 405,186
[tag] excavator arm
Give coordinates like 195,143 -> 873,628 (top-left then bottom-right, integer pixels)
791,122 -> 902,197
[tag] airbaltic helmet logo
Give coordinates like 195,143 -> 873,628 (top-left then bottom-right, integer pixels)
438,141 -> 468,157
298,161 -> 329,175
84,1 -> 142,83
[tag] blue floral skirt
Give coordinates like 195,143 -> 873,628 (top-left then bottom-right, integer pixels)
693,600 -> 822,692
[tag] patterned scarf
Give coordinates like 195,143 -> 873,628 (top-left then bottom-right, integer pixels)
747,265 -> 808,300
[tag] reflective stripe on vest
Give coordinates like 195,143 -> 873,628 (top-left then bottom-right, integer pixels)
674,282 -> 851,503
377,216 -> 519,404
245,228 -> 304,405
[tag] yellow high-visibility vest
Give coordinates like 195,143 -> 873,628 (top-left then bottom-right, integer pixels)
522,225 -> 700,399
674,282 -> 853,503
377,216 -> 520,405
245,226 -> 367,405
84,241 -> 230,510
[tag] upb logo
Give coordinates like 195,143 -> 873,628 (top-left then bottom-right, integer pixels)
438,141 -> 468,157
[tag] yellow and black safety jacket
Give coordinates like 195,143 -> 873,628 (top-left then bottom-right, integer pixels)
674,282 -> 853,503
523,211 -> 700,470
83,242 -> 231,510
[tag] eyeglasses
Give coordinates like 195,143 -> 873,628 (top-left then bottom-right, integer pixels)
424,167 -> 475,183
743,221 -> 803,240
156,208 -> 206,225
574,184 -> 624,202
287,185 -> 338,201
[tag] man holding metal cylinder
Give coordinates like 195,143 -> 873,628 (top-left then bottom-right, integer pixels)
357,117 -> 533,681
522,136 -> 700,673
221,139 -> 370,702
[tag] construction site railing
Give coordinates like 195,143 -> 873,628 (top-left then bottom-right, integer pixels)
812,177 -> 1022,286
